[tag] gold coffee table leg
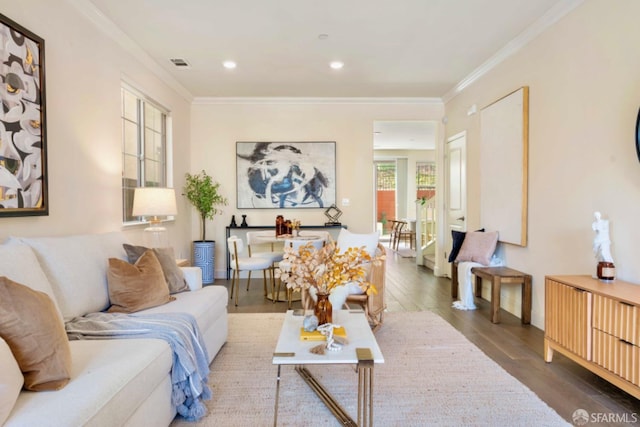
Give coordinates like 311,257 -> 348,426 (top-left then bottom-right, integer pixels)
274,364 -> 281,427
357,348 -> 374,427
295,366 -> 356,426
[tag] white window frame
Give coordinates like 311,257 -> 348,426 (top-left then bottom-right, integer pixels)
121,82 -> 173,225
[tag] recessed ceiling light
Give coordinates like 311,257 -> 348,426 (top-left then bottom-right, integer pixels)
329,61 -> 344,70
318,34 -> 329,40
223,60 -> 237,69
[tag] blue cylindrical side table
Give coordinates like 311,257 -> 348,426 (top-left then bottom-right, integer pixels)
193,240 -> 215,284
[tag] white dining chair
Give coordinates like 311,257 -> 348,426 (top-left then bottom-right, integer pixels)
227,236 -> 272,306
246,230 -> 285,303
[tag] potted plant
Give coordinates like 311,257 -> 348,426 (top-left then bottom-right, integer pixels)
183,170 -> 228,284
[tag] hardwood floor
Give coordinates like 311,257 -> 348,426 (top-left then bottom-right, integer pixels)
220,246 -> 639,424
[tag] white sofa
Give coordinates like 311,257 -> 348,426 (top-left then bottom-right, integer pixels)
0,232 -> 228,427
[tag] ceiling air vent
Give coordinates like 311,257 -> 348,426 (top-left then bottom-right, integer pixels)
169,58 -> 191,68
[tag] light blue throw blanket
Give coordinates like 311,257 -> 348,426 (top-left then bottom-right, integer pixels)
66,312 -> 211,421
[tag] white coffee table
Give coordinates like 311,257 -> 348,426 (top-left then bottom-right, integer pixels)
272,309 -> 384,426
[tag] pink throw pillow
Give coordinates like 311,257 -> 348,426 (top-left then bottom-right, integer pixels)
455,231 -> 498,265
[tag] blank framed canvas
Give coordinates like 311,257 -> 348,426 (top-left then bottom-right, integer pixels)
480,87 -> 529,246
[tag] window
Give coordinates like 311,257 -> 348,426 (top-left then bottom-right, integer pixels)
121,85 -> 168,223
375,161 -> 396,190
416,161 -> 436,200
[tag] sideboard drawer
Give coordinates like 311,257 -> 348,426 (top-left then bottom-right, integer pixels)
593,294 -> 640,346
592,329 -> 640,386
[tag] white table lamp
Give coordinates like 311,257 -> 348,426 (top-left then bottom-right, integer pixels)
132,187 -> 177,248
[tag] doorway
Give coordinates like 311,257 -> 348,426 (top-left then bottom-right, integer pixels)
373,120 -> 438,254
445,132 -> 467,278
374,160 -> 396,243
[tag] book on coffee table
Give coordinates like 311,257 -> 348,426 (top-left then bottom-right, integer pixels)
300,326 -> 347,341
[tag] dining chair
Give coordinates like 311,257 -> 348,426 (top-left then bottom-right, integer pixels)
397,222 -> 416,250
388,220 -> 405,250
246,230 -> 285,303
227,236 -> 272,306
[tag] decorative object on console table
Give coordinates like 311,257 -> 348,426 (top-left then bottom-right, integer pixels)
241,215 -> 248,227
276,215 -> 285,236
291,219 -> 300,237
0,13 -> 48,217
183,170 -> 228,284
591,211 -> 615,282
324,204 -> 343,226
132,187 -> 177,248
229,215 -> 237,227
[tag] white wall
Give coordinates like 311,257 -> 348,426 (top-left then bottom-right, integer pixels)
444,0 -> 640,328
191,100 -> 444,276
0,0 -> 194,258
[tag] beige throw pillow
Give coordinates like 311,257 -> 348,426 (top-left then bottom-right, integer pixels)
122,244 -> 189,293
455,231 -> 499,266
107,249 -> 174,313
0,277 -> 72,391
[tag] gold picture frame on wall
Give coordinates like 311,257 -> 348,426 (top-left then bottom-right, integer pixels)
0,13 -> 48,217
480,87 -> 529,246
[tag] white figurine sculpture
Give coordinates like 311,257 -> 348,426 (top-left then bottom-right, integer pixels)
592,212 -> 614,263
316,323 -> 343,352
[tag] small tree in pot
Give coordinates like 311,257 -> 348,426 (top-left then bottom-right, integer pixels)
183,170 -> 227,283
183,170 -> 228,241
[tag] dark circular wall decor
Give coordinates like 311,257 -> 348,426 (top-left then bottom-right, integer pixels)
636,107 -> 640,163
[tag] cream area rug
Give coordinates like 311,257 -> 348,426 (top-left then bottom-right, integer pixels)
172,312 -> 569,427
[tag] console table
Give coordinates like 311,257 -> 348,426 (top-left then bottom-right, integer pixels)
225,225 -> 345,279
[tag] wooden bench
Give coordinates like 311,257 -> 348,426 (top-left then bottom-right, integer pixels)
451,261 -> 532,324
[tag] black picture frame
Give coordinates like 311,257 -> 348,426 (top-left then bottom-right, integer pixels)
236,141 -> 336,209
0,13 -> 48,217
635,107 -> 640,163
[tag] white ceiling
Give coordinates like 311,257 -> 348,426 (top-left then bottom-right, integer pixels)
81,0 -> 575,149
374,121 -> 437,150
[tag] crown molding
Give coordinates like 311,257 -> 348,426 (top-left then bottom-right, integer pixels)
66,0 -> 193,103
192,97 -> 443,105
442,0 -> 584,104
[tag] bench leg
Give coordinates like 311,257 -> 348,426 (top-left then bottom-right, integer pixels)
474,275 -> 483,298
451,262 -> 458,299
521,275 -> 532,324
491,277 -> 501,323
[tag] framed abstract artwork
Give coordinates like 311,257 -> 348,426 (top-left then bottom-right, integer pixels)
0,14 -> 48,217
236,141 -> 336,209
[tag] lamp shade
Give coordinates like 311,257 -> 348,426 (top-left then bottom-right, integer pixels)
132,187 -> 177,217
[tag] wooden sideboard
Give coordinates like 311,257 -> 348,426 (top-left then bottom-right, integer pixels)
545,275 -> 640,399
